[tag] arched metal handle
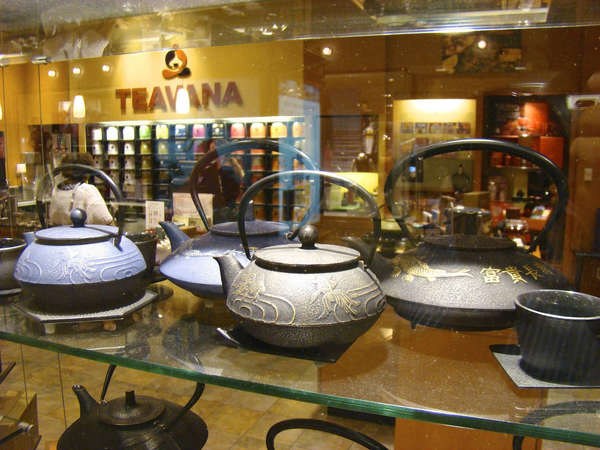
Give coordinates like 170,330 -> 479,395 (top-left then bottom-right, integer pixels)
384,138 -> 568,253
35,163 -> 124,247
266,419 -> 388,450
512,400 -> 600,450
190,139 -> 317,230
238,170 -> 382,267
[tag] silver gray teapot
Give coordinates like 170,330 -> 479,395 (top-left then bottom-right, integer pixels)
214,170 -> 386,348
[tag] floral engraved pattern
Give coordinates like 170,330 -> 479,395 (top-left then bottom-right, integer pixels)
308,276 -> 385,323
230,270 -> 296,325
392,254 -> 472,282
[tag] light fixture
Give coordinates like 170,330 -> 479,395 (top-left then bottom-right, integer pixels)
175,87 -> 190,114
322,46 -> 332,56
47,69 -> 57,77
16,163 -> 27,193
102,64 -> 111,73
477,39 -> 487,49
72,66 -> 82,75
72,95 -> 86,119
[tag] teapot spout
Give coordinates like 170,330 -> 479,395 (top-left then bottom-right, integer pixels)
159,221 -> 190,252
72,385 -> 98,417
342,236 -> 393,280
213,253 -> 244,297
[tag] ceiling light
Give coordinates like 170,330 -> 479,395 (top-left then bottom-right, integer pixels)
102,64 -> 111,72
477,39 -> 487,49
72,66 -> 81,75
322,46 -> 332,56
47,69 -> 57,77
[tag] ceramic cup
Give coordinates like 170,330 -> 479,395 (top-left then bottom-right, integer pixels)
515,289 -> 600,381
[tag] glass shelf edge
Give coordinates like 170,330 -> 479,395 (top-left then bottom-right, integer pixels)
1,330 -> 598,446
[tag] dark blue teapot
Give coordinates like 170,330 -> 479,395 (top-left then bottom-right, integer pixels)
159,139 -> 317,299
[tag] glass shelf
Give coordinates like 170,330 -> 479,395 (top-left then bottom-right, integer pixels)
0,282 -> 599,447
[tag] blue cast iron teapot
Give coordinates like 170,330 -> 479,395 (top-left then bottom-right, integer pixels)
14,164 -> 147,312
159,139 -> 317,299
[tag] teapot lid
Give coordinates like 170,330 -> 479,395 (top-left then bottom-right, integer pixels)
424,234 -> 516,251
98,391 -> 165,426
34,209 -> 118,245
254,225 -> 360,273
212,220 -> 289,237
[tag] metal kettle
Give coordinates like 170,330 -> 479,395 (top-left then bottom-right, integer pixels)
159,139 -> 317,299
57,365 -> 208,450
214,170 -> 386,348
347,139 -> 571,331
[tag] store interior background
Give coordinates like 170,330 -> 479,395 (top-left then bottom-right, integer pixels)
0,1 -> 600,448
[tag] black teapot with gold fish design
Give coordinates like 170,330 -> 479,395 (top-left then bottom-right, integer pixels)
214,170 -> 386,348
346,139 -> 571,331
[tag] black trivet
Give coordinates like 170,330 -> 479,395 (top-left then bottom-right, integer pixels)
15,289 -> 159,333
162,315 -> 354,366
216,326 -> 354,363
490,344 -> 600,389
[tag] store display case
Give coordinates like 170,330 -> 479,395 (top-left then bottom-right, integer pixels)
0,0 -> 600,448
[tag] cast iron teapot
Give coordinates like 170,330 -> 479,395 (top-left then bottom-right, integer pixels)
159,139 -> 317,299
14,164 -> 147,312
346,139 -> 571,331
214,170 -> 386,348
58,365 -> 208,450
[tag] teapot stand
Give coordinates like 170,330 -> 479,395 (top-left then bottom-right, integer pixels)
15,288 -> 159,335
490,344 -> 600,389
216,326 -> 355,363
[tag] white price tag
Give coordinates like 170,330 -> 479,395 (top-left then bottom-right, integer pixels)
145,201 -> 165,230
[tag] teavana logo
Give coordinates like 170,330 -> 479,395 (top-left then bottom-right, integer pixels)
162,49 -> 191,79
115,83 -> 243,113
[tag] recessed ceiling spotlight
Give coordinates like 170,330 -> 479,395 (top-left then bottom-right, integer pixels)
72,66 -> 82,75
47,69 -> 57,77
322,46 -> 332,56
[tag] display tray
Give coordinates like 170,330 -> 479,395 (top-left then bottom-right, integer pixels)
490,344 -> 600,389
15,289 -> 159,325
163,315 -> 355,365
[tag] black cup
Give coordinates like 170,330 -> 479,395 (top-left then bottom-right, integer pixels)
515,290 -> 600,381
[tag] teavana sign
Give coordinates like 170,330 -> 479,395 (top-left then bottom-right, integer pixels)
115,83 -> 243,114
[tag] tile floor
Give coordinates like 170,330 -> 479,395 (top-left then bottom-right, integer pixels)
0,341 -> 395,449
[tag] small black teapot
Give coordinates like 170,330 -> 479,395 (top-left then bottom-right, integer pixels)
58,365 -> 208,450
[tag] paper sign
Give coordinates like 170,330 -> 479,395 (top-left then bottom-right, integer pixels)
145,201 -> 165,230
173,192 -> 213,228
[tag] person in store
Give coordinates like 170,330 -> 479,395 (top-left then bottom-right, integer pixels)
48,152 -> 114,226
195,139 -> 245,223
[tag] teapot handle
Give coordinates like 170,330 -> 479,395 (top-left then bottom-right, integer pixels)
384,138 -> 568,253
512,400 -> 600,450
190,139 -> 317,230
35,164 -> 125,247
238,170 -> 382,268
